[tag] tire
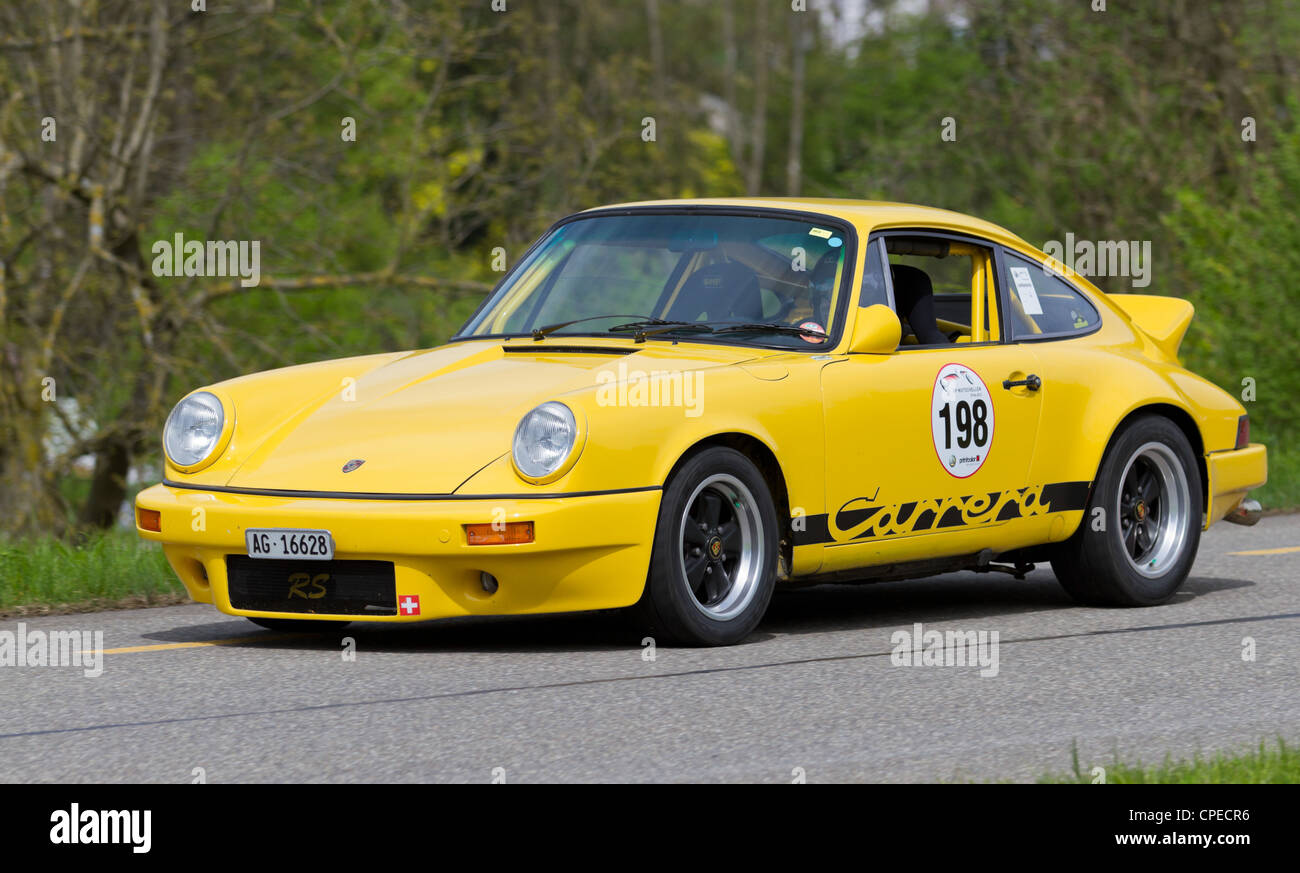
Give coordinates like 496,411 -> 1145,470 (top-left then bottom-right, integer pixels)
634,447 -> 779,646
247,617 -> 352,633
1052,415 -> 1202,606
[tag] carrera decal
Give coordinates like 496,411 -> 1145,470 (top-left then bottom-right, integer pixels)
932,363 -> 993,478
792,512 -> 831,547
790,481 -> 1091,546
832,485 -> 1044,542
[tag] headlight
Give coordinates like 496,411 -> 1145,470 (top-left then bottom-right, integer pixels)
512,401 -> 578,481
163,391 -> 226,469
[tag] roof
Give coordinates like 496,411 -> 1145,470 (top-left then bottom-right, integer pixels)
584,197 -> 1030,247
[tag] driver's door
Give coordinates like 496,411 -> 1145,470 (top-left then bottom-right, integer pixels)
817,232 -> 1045,574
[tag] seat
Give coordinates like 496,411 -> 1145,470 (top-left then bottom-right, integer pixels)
666,260 -> 764,323
890,263 -> 949,345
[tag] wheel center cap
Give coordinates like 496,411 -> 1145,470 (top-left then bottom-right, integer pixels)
707,535 -> 723,559
1135,501 -> 1146,520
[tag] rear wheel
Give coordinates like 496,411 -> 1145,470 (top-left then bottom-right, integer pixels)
635,447 -> 778,646
1052,415 -> 1202,606
247,617 -> 351,633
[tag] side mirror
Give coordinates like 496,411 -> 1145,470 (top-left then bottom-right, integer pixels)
847,304 -> 901,354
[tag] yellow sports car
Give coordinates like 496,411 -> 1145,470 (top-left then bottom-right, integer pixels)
135,198 -> 1267,645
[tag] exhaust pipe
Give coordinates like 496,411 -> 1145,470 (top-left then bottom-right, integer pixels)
1224,498 -> 1262,526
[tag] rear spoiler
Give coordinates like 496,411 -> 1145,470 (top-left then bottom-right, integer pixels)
1110,294 -> 1194,360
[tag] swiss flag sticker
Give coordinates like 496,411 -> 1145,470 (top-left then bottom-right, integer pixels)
399,595 -> 421,616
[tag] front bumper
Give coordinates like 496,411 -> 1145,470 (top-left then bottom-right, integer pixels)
134,483 -> 661,622
1206,442 -> 1268,527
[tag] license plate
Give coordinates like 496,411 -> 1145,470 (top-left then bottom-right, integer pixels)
226,556 -> 395,615
245,528 -> 335,560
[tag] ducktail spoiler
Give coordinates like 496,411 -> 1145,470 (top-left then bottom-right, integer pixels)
1110,294 -> 1195,361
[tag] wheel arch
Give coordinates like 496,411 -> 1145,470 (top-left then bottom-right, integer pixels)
1100,402 -> 1208,513
664,432 -> 793,574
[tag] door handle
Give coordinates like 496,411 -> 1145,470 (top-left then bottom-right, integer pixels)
1002,374 -> 1041,391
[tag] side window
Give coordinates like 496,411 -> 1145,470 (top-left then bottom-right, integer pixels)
882,235 -> 996,347
858,236 -> 890,308
1002,250 -> 1100,340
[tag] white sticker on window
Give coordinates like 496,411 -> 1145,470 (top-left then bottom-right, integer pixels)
808,227 -> 832,238
1010,266 -> 1044,316
931,363 -> 994,479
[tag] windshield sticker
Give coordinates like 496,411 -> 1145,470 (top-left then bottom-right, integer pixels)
828,236 -> 843,248
798,321 -> 826,343
808,227 -> 832,239
1010,266 -> 1044,316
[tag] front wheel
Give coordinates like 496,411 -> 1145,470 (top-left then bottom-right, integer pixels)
1052,415 -> 1202,606
635,447 -> 779,646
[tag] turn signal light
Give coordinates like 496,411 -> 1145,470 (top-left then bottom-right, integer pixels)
137,508 -> 162,532
1236,415 -> 1250,450
465,521 -> 534,545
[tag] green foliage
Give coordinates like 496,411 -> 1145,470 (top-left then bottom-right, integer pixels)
146,0 -> 750,393
0,531 -> 179,611
1045,738 -> 1299,784
1165,118 -> 1300,508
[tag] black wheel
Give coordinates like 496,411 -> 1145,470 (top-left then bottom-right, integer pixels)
634,447 -> 779,646
1052,415 -> 1202,606
247,617 -> 352,633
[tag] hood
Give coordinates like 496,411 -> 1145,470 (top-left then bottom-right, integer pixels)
225,338 -> 759,494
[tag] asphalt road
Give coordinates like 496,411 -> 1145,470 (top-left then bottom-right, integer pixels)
2,516 -> 1297,783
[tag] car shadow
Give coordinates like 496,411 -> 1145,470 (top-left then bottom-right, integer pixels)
140,571 -> 1255,654
142,610 -> 640,654
751,570 -> 1255,641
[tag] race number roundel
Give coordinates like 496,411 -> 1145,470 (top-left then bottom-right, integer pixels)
931,363 -> 994,478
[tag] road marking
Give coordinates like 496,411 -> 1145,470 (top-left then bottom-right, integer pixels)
102,634 -> 283,655
8,611 -> 1295,742
1227,546 -> 1300,557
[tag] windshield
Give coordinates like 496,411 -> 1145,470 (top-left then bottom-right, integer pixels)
459,211 -> 853,348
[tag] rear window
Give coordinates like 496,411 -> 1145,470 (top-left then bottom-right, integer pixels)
1002,250 -> 1100,340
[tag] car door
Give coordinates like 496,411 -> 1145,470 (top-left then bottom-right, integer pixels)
817,231 -> 1045,574
995,243 -> 1106,506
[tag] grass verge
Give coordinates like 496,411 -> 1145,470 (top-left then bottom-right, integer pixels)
1255,444 -> 1300,512
1044,738 -> 1300,783
0,529 -> 185,617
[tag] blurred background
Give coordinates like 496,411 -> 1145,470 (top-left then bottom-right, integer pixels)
0,0 -> 1296,604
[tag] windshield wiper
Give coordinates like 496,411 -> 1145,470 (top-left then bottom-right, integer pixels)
603,318 -> 717,342
605,319 -> 716,343
606,318 -> 693,332
530,314 -> 658,340
530,316 -> 824,345
605,316 -> 707,337
711,322 -> 829,340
